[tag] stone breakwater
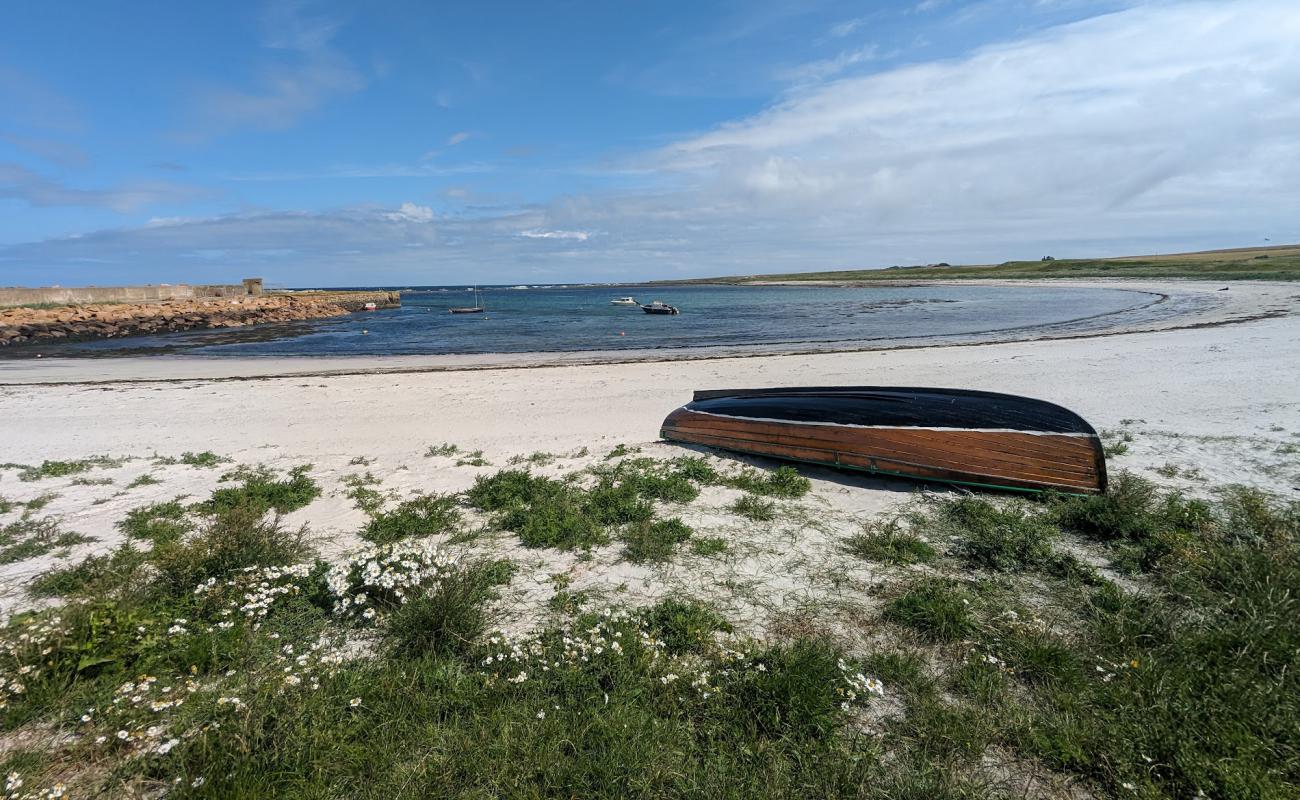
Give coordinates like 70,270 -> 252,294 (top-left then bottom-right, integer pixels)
0,291 -> 400,347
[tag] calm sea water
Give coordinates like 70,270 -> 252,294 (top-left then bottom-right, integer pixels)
39,283 -> 1154,358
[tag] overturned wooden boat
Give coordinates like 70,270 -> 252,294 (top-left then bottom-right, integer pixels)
660,387 -> 1106,494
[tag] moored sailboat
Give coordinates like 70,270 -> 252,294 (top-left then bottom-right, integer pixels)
450,287 -> 486,314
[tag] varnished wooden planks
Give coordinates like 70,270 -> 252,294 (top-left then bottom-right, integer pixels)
662,403 -> 1106,494
668,412 -> 1099,474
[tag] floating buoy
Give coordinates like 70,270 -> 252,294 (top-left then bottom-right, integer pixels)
362,329 -> 369,335
620,331 -> 625,336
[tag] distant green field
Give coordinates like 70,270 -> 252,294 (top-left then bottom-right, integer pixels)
683,245 -> 1300,283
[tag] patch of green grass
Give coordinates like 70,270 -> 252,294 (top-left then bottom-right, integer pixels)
465,469 -> 563,512
0,496 -> 12,515
502,494 -> 608,550
0,516 -> 94,565
640,598 -> 731,655
885,578 -> 977,642
726,465 -> 811,498
603,443 -> 641,460
424,443 -> 460,457
685,245 -> 1300,282
21,493 -> 58,512
150,505 -> 310,596
180,451 -> 230,468
584,478 -> 655,525
469,463 -> 712,552
690,536 -> 728,556
508,451 -> 558,467
467,471 -> 608,549
1100,428 -> 1134,458
670,455 -> 720,483
340,472 -> 388,515
1051,471 -> 1216,572
383,559 -> 514,659
28,543 -> 150,598
1002,500 -> 1300,797
730,493 -> 776,521
455,450 -> 491,467
621,517 -> 693,563
70,476 -> 114,486
18,455 -> 125,482
126,473 -> 160,489
844,518 -> 937,565
204,464 -> 321,517
941,494 -> 1071,574
118,500 -> 193,545
588,457 -> 702,504
362,494 -> 462,544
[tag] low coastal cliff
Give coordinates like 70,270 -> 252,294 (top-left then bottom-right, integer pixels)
0,290 -> 400,347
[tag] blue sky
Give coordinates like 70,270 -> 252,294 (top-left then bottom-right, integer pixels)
2,0 -> 1297,287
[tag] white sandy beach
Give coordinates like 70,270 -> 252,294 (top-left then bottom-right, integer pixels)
2,278 -> 1298,627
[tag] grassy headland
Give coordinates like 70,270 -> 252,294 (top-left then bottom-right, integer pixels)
668,244 -> 1300,284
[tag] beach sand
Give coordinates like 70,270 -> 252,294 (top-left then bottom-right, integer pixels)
2,278 -> 1298,629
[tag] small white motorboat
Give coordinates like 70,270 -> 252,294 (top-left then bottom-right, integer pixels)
610,296 -> 638,306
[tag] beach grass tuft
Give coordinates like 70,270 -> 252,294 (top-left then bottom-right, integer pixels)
885,578 -> 977,642
730,493 -> 776,521
362,494 -> 462,544
621,517 -> 693,563
18,455 -> 126,482
844,518 -> 937,565
204,464 -> 321,517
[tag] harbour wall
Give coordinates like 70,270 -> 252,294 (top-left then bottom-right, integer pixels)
0,278 -> 264,308
0,290 -> 400,348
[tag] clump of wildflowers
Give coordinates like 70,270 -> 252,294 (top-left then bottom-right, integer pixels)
326,540 -> 459,623
193,563 -> 315,631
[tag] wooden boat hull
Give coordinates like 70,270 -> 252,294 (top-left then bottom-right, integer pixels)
660,387 -> 1107,494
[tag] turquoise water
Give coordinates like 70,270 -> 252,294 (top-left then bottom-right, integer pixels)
38,283 -> 1155,358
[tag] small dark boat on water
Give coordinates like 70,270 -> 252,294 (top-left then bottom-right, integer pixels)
642,300 -> 679,315
660,387 -> 1106,494
450,287 -> 486,314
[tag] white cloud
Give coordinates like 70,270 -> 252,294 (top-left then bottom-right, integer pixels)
661,1 -> 1300,232
7,1 -> 1300,284
778,44 -> 879,83
447,131 -> 473,146
385,202 -> 435,222
828,18 -> 868,38
518,229 -> 591,241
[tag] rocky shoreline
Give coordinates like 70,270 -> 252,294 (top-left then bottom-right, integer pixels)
0,291 -> 400,347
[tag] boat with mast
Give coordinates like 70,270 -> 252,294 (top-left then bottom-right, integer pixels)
450,286 -> 486,314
